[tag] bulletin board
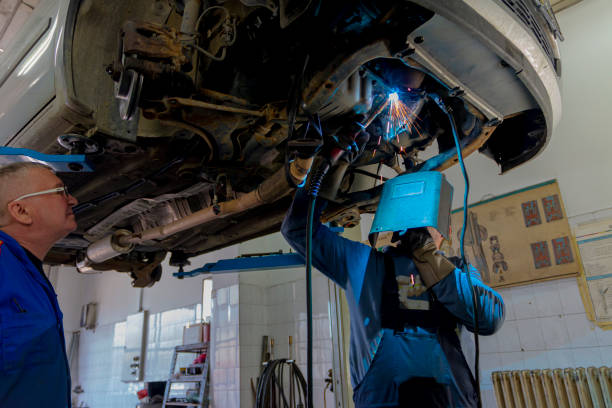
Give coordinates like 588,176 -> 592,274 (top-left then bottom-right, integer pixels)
446,180 -> 580,288
574,218 -> 612,329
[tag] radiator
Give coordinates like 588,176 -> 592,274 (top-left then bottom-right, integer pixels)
492,367 -> 612,408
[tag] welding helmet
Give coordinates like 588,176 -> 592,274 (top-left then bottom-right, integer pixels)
369,171 -> 453,246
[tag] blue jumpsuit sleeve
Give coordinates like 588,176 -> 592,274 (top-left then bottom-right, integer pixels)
281,188 -> 371,290
431,265 -> 505,335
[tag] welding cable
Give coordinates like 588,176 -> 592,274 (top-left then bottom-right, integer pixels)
303,161 -> 332,408
443,103 -> 482,408
305,197 -> 316,408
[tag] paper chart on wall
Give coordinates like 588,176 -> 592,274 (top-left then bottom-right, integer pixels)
575,218 -> 612,328
446,180 -> 579,289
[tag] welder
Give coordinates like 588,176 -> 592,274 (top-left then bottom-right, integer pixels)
281,126 -> 505,407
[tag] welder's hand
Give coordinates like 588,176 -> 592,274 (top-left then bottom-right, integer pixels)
412,242 -> 456,288
398,228 -> 455,288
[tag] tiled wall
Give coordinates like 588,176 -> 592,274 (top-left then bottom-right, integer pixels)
210,273 -> 241,407
476,278 -> 612,408
239,269 -> 334,408
76,322 -> 141,408
75,304 -> 202,408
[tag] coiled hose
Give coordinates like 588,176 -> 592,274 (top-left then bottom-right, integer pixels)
255,359 -> 308,408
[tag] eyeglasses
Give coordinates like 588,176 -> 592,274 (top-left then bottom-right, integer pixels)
12,186 -> 70,202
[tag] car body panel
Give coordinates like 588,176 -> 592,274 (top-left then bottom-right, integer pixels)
0,0 -> 563,284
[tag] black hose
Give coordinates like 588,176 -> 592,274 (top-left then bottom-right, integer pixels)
256,359 -> 308,408
303,161 -> 331,408
305,197 -> 315,408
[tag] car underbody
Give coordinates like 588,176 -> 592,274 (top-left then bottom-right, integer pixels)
0,0 -> 562,286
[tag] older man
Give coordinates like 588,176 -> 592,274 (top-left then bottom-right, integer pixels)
0,162 -> 78,407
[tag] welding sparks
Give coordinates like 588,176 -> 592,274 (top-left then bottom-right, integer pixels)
383,91 -> 422,144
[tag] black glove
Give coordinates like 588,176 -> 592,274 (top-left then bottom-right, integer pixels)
392,227 -> 432,253
394,227 -> 455,288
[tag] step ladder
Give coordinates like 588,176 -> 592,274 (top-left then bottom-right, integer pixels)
162,342 -> 209,408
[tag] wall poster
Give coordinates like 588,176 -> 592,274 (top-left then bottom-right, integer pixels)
445,180 -> 580,288
574,218 -> 612,329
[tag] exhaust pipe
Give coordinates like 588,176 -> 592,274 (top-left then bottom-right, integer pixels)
76,157 -> 314,272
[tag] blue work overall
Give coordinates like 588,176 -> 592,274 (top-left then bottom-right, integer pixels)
0,230 -> 71,408
281,189 -> 505,407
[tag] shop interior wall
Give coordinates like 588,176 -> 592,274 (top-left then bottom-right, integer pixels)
439,1 -> 612,406
53,246 -> 238,407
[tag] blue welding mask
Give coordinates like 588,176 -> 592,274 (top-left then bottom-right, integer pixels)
369,171 -> 453,247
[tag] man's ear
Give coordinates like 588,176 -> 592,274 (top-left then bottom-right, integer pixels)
6,201 -> 33,225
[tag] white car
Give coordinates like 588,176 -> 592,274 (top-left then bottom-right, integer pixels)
0,0 -> 563,286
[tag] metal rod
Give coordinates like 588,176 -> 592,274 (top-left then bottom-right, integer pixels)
362,98 -> 390,128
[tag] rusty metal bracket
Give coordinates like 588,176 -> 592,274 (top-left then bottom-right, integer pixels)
121,20 -> 187,69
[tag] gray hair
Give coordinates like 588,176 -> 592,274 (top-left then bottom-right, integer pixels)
0,162 -> 55,219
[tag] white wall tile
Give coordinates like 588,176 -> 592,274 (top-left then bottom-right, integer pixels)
599,346 -> 612,365
522,351 -> 550,369
293,279 -> 306,303
240,346 -> 264,368
215,346 -> 239,369
499,352 -> 525,371
539,315 -> 571,349
293,300 -> 307,319
532,281 -> 564,317
314,316 -> 331,340
268,284 -> 288,305
240,304 -> 266,326
595,327 -> 612,347
217,287 -> 228,306
479,353 -> 502,386
479,334 -> 500,354
557,278 -> 585,315
565,314 -> 599,348
496,321 -> 521,352
229,284 -> 239,305
510,286 -> 538,320
546,349 -> 574,369
517,318 -> 546,351
239,324 -> 266,347
482,388 -> 499,408
571,347 -> 603,367
226,390 -> 240,408
240,284 -> 264,305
